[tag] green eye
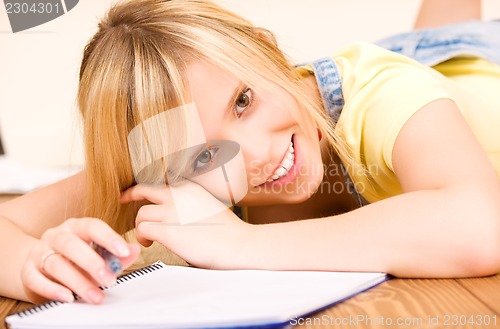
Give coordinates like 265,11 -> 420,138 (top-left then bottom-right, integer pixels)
197,150 -> 212,164
192,147 -> 218,174
235,88 -> 253,117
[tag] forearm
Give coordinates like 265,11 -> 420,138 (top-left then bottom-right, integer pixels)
233,188 -> 500,277
0,216 -> 38,300
0,173 -> 88,301
0,172 -> 86,238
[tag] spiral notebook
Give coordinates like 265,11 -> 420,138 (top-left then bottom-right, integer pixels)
6,261 -> 388,329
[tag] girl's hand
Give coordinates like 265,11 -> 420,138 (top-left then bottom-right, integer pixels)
22,218 -> 141,304
121,182 -> 250,269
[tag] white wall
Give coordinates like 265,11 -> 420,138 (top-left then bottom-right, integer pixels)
1,0 -> 499,169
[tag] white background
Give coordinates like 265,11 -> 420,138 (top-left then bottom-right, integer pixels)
1,0 -> 499,169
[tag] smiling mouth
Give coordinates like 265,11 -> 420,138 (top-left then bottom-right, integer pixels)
265,136 -> 295,183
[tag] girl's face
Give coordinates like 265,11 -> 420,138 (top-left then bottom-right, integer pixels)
184,60 -> 325,206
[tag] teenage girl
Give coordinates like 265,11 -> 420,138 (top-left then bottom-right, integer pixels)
0,0 -> 498,304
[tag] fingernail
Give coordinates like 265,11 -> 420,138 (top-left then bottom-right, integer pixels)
87,289 -> 103,304
98,268 -> 117,287
56,291 -> 75,303
112,240 -> 130,257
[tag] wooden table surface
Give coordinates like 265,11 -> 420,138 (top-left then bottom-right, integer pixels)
1,194 -> 499,329
1,274 -> 499,329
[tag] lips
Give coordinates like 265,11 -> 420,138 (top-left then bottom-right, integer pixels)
266,140 -> 295,183
254,134 -> 300,188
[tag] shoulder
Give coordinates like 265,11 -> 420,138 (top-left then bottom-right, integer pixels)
331,42 -> 453,104
331,43 -> 455,201
333,42 -> 418,66
333,42 -> 440,82
333,42 -> 452,128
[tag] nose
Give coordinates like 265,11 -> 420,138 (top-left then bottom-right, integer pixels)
215,105 -> 296,187
233,131 -> 270,171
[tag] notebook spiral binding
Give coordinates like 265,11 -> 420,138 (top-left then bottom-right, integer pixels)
17,300 -> 62,318
15,262 -> 165,318
106,262 -> 164,287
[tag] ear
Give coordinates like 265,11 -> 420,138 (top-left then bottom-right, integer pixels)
253,27 -> 278,46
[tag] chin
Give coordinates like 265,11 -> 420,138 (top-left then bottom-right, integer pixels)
239,174 -> 323,207
282,192 -> 315,205
236,193 -> 310,207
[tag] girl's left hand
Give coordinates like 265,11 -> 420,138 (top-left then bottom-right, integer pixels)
120,182 -> 251,269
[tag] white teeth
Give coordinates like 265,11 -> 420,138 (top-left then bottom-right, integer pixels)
275,167 -> 287,177
282,158 -> 293,168
268,141 -> 295,183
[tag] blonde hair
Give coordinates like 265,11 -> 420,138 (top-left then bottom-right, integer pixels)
78,0 -> 345,234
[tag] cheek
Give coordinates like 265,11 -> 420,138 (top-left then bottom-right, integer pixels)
196,112 -> 220,140
265,91 -> 297,117
253,85 -> 292,112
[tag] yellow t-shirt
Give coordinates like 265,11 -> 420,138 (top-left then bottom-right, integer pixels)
333,42 -> 500,203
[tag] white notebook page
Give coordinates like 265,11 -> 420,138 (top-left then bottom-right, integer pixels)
6,261 -> 388,329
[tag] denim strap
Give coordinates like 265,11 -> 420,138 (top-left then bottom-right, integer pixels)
309,58 -> 368,207
310,57 -> 344,126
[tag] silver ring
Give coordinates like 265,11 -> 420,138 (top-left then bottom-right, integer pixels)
40,250 -> 59,273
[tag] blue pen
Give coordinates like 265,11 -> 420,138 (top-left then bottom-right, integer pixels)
91,243 -> 123,275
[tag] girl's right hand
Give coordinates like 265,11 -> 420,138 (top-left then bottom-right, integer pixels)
21,217 -> 140,304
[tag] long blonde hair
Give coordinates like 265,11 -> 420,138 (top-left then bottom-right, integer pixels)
78,0 -> 343,234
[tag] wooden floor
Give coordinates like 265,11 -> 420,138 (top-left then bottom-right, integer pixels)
309,274 -> 500,328
1,194 -> 499,329
2,273 -> 499,329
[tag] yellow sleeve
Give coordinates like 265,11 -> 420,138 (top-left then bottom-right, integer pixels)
333,43 -> 452,202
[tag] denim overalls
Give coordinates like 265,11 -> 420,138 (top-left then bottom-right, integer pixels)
309,20 -> 500,207
376,20 -> 500,66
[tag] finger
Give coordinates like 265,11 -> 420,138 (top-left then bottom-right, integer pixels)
135,221 -> 161,247
48,230 -> 118,287
134,204 -> 179,247
120,184 -> 170,205
40,249 -> 105,304
22,262 -> 75,304
63,217 -> 132,258
134,206 -> 163,247
46,218 -> 136,283
136,204 -> 167,223
120,243 -> 142,268
135,204 -> 179,225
